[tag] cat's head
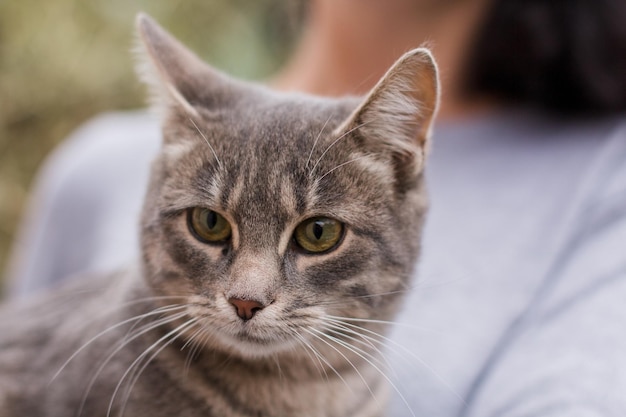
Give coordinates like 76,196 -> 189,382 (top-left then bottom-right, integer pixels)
136,14 -> 439,358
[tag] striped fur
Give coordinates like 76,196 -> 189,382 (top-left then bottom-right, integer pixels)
0,14 -> 439,417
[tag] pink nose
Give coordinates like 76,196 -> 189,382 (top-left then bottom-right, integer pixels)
228,298 -> 265,321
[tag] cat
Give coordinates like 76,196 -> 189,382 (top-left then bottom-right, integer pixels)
0,13 -> 439,417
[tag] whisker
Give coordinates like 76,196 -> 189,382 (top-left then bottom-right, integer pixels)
302,327 -> 378,407
182,325 -> 207,374
309,120 -> 372,176
50,304 -> 187,383
108,318 -> 198,417
188,117 -> 222,169
100,296 -> 189,316
272,354 -> 284,382
325,317 -> 467,406
344,289 -> 411,300
325,314 -> 442,334
317,154 -> 373,183
306,114 -> 333,169
76,311 -> 189,417
119,320 -> 200,417
122,304 -> 189,340
311,327 -> 416,417
321,323 -> 387,364
321,322 -> 397,378
289,330 -> 332,385
297,291 -> 408,311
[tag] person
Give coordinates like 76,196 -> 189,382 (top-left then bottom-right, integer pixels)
6,0 -> 626,415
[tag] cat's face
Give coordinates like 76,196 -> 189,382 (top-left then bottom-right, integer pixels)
136,14 -> 439,358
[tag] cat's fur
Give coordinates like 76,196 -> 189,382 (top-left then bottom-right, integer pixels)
0,14 -> 439,417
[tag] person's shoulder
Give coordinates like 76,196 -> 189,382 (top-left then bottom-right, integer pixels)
588,115 -> 626,200
551,114 -> 626,208
535,113 -> 626,220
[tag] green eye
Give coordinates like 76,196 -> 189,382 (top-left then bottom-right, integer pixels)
294,217 -> 344,254
188,208 -> 232,243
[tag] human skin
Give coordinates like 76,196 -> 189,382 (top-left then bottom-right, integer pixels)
272,0 -> 495,119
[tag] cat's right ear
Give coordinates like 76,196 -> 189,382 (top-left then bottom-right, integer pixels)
135,13 -> 227,117
336,48 -> 440,179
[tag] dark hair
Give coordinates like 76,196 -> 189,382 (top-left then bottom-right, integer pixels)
463,0 -> 626,115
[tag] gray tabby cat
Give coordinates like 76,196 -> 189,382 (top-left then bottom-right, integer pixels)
0,14 -> 439,417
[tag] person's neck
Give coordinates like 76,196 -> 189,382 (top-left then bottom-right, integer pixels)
271,0 -> 494,121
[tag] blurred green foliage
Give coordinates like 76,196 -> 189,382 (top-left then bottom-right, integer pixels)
0,0 -> 301,287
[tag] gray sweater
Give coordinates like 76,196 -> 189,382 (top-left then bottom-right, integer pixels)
6,110 -> 626,416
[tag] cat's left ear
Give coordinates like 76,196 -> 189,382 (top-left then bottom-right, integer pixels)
134,13 -> 229,117
338,48 -> 440,175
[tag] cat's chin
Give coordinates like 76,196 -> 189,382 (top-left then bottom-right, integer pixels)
212,328 -> 302,359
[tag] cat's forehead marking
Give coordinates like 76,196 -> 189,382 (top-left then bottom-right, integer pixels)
306,180 -> 321,211
163,141 -> 194,160
224,174 -> 246,213
354,154 -> 395,183
204,174 -> 223,206
279,178 -> 299,217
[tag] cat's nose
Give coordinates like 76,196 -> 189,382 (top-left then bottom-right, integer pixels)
228,298 -> 265,321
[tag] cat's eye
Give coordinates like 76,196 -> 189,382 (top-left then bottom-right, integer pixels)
188,208 -> 232,243
294,217 -> 344,254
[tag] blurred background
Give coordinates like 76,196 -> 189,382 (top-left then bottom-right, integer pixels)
0,0 -> 301,290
